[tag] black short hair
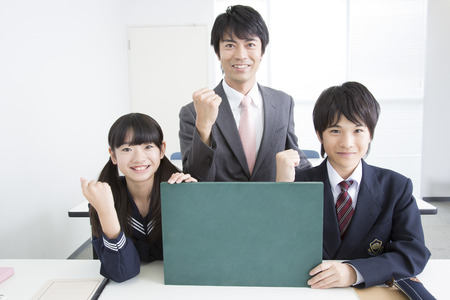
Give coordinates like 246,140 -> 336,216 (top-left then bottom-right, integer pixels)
211,5 -> 269,57
313,82 -> 380,157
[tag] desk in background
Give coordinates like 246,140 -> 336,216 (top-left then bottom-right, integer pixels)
67,195 -> 437,261
69,156 -> 435,217
68,200 -> 90,217
0,259 -> 446,299
170,156 -> 322,169
69,197 -> 437,218
69,156 -> 436,216
416,197 -> 438,215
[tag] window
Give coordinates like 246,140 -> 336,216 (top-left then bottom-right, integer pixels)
214,0 -> 427,194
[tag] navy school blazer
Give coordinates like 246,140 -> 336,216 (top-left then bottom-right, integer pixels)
295,159 -> 430,288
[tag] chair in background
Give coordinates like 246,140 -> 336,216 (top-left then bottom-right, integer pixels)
170,152 -> 182,160
302,149 -> 320,159
170,152 -> 183,170
172,151 -> 320,160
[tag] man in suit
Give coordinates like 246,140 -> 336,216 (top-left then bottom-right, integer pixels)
179,5 -> 311,182
276,82 -> 430,288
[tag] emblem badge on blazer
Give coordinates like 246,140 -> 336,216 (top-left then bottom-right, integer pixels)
367,239 -> 384,256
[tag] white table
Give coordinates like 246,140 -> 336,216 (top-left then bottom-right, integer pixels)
0,259 -> 101,299
100,261 -> 359,299
1,259 -> 446,299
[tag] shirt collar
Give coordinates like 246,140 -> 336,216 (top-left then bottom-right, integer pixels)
222,79 -> 261,109
326,159 -> 363,191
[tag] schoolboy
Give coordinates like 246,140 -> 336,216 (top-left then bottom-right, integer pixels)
179,5 -> 311,182
276,81 -> 430,288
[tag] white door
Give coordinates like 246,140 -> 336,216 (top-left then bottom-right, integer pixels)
128,26 -> 208,161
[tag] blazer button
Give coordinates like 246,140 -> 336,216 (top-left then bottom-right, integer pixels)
203,156 -> 212,166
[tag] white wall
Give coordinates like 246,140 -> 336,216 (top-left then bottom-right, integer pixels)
0,0 -> 129,258
124,1 -> 216,159
0,0 -> 213,259
421,0 -> 450,197
0,0 -> 447,259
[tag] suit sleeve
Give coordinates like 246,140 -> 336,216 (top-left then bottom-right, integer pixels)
92,231 -> 141,282
285,97 -> 312,170
347,179 -> 430,288
179,104 -> 217,181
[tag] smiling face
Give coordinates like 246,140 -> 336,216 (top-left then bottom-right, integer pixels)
218,33 -> 263,94
110,131 -> 165,185
318,115 -> 371,179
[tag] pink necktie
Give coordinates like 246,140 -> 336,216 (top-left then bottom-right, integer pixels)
336,180 -> 354,238
239,95 -> 256,174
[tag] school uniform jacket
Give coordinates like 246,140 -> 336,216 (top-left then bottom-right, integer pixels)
178,81 -> 311,182
295,159 -> 431,288
91,194 -> 163,283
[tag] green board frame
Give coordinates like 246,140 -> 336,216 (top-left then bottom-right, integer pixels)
161,182 -> 323,287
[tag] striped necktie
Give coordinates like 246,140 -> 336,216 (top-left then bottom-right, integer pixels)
336,180 -> 354,238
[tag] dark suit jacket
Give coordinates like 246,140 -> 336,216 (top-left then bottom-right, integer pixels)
295,159 -> 430,288
179,81 -> 311,182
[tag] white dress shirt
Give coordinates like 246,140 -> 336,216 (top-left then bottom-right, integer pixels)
326,159 -> 365,286
327,160 -> 362,208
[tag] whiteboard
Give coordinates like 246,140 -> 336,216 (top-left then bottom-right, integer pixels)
128,26 -> 209,159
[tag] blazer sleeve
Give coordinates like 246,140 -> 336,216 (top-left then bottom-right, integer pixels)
285,96 -> 311,170
92,231 -> 141,283
347,179 -> 430,288
179,103 -> 217,181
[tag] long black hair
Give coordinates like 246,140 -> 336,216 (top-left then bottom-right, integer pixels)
89,113 -> 179,242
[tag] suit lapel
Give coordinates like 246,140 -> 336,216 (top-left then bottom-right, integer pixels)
252,85 -> 277,176
315,161 -> 342,259
214,82 -> 250,175
336,160 -> 383,257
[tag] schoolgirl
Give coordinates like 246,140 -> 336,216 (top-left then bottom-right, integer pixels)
81,113 -> 196,282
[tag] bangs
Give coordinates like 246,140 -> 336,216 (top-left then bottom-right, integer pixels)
329,102 -> 366,128
314,82 -> 380,138
108,113 -> 163,150
224,24 -> 256,42
127,126 -> 161,147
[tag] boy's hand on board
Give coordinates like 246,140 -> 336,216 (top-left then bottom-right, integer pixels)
308,261 -> 357,288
